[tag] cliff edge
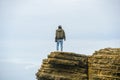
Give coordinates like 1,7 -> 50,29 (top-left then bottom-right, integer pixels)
36,52 -> 88,80
36,48 -> 120,80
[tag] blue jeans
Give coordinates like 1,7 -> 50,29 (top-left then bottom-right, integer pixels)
56,39 -> 63,51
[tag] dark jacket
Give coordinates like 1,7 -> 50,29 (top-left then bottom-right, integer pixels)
55,28 -> 66,42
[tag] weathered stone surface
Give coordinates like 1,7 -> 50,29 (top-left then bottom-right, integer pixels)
36,48 -> 120,80
88,48 -> 120,80
36,52 -> 88,80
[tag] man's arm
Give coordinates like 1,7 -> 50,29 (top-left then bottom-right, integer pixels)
55,30 -> 57,42
63,30 -> 66,41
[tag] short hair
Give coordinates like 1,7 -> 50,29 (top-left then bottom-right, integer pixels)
58,25 -> 62,29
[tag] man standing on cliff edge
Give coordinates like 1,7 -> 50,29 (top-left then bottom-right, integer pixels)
55,25 -> 66,51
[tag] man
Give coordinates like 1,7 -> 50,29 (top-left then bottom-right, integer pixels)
55,25 -> 66,51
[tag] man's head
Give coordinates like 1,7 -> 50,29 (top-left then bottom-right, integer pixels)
58,25 -> 62,29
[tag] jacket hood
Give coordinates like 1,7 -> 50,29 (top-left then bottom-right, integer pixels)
57,28 -> 62,32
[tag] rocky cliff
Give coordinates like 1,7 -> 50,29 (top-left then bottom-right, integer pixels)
36,48 -> 120,80
36,52 -> 88,80
88,48 -> 120,80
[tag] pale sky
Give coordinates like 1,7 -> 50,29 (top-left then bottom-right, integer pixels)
0,0 -> 120,80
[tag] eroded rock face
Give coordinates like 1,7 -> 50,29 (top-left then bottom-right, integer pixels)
36,48 -> 120,80
88,48 -> 120,80
36,52 -> 88,80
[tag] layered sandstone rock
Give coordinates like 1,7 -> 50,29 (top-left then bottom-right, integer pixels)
36,48 -> 120,80
36,52 -> 88,80
88,48 -> 120,80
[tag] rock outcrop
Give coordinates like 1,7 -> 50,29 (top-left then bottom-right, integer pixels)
36,48 -> 120,80
36,52 -> 88,80
88,48 -> 120,80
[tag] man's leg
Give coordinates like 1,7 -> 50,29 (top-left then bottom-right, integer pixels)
56,40 -> 59,51
60,39 -> 63,51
